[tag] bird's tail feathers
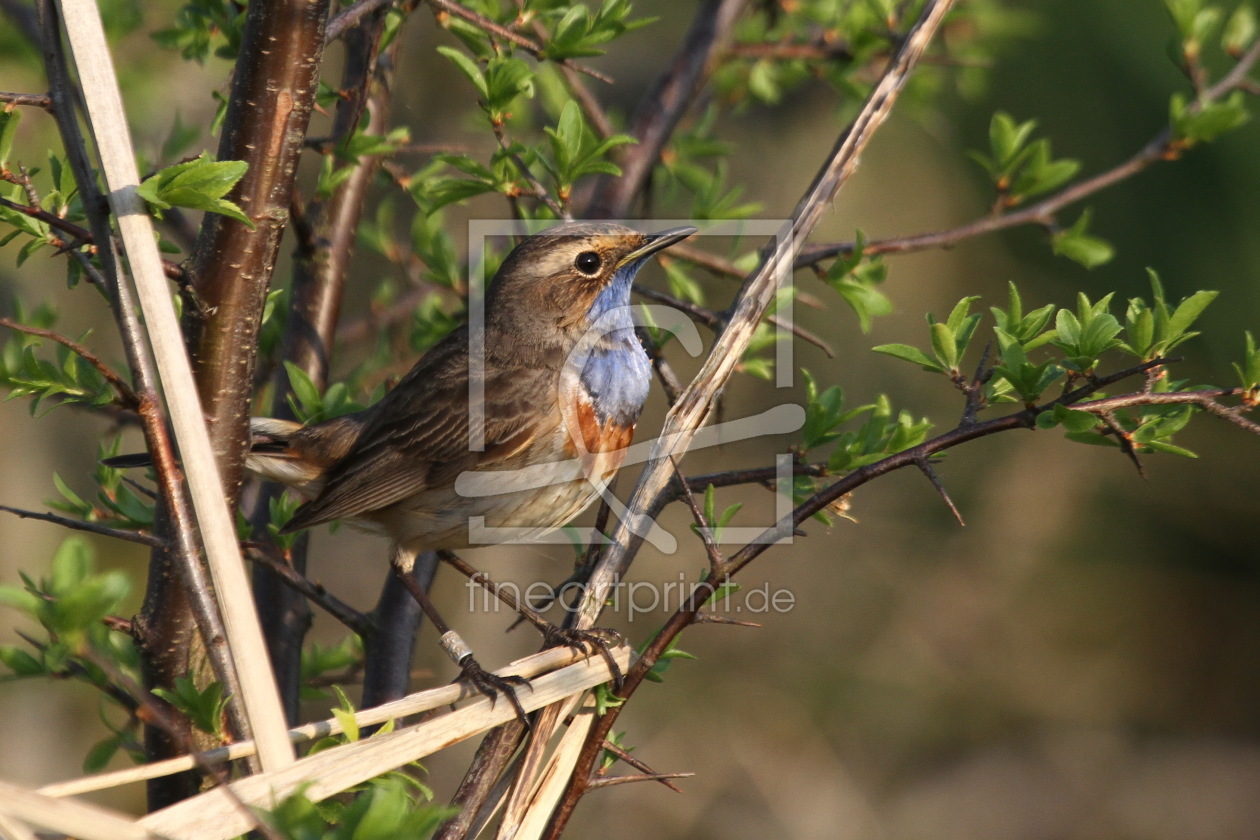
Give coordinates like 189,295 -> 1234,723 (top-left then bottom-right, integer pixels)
103,417 -> 314,487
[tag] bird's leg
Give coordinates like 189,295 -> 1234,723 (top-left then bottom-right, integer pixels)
438,550 -> 625,689
389,543 -> 530,722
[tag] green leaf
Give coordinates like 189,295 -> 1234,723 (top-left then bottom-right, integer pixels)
989,111 -> 1037,170
1063,430 -> 1120,448
1165,289 -> 1218,344
1224,4 -> 1258,56
930,322 -> 959,371
872,343 -> 942,371
1055,307 -> 1081,346
436,46 -> 488,99
1143,439 -> 1199,457
83,735 -> 122,773
50,534 -> 91,592
800,370 -> 850,449
1170,91 -> 1251,145
1008,139 -> 1080,201
50,472 -> 93,519
136,153 -> 252,227
663,261 -> 704,304
1036,404 -> 1098,432
1232,331 -> 1260,392
1052,209 -> 1114,268
552,100 -> 583,168
1166,0 -> 1205,39
0,107 -> 20,168
0,644 -> 44,676
483,57 -> 535,120
153,675 -> 228,737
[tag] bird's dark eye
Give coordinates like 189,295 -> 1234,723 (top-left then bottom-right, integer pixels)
574,250 -> 602,275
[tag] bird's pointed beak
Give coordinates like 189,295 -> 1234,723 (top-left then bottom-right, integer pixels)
617,226 -> 698,268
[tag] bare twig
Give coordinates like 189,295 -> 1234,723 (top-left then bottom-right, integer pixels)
635,284 -> 835,357
595,739 -> 690,793
959,342 -> 992,428
650,351 -> 685,405
244,547 -> 375,638
668,242 -> 744,279
914,457 -> 964,526
0,91 -> 52,110
726,37 -> 854,62
678,461 -> 829,494
0,503 -> 164,547
325,0 -> 394,43
586,772 -> 694,791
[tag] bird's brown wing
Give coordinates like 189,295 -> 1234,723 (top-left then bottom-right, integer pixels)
281,328 -> 558,533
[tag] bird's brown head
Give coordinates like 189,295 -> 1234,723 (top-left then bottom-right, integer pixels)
485,222 -> 695,340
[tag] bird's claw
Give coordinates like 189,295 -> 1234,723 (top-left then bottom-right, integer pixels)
458,655 -> 532,724
539,626 -> 626,690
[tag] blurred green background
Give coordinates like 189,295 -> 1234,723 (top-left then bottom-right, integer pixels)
1,1 -> 1259,837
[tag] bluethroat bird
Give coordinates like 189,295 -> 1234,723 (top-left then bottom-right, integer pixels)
115,222 -> 695,712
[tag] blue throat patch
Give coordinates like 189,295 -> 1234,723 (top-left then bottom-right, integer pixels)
578,260 -> 652,427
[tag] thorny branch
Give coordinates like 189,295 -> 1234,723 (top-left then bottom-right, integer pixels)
549,361 -> 1257,837
795,39 -> 1260,270
652,41 -> 1260,282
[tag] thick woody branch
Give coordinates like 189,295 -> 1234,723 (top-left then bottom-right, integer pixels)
184,0 -> 329,502
251,0 -> 393,723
